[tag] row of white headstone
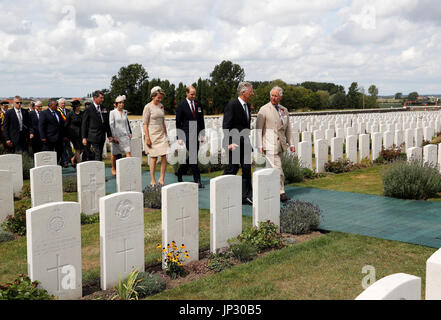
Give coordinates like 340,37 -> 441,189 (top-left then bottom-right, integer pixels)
25,167 -> 281,299
356,247 -> 441,300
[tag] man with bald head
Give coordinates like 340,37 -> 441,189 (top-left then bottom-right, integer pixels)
175,85 -> 206,188
255,86 -> 295,202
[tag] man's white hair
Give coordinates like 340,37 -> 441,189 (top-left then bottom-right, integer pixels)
237,81 -> 253,96
35,100 -> 42,106
58,98 -> 66,104
270,86 -> 283,97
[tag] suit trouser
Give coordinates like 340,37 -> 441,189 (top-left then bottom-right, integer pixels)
264,151 -> 285,194
31,134 -> 43,154
61,140 -> 74,164
12,131 -> 28,153
177,141 -> 201,183
223,149 -> 252,201
43,140 -> 63,163
87,141 -> 104,161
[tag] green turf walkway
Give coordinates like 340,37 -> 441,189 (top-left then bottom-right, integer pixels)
62,168 -> 441,249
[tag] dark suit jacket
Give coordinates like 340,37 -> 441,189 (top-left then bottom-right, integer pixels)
39,109 -> 66,144
29,110 -> 41,138
81,104 -> 112,144
222,98 -> 252,153
175,99 -> 205,148
3,108 -> 30,144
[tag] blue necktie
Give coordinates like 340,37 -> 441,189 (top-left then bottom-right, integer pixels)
52,111 -> 59,122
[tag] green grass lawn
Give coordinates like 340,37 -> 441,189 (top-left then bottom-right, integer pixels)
148,232 -> 436,300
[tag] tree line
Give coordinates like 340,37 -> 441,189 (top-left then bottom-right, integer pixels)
94,61 -> 380,115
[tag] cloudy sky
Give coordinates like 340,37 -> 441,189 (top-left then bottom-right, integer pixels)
0,0 -> 440,97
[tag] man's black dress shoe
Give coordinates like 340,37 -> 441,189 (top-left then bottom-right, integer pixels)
175,171 -> 183,182
198,182 -> 205,189
280,193 -> 290,202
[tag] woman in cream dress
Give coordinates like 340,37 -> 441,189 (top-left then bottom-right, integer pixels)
109,95 -> 132,175
142,86 -> 169,186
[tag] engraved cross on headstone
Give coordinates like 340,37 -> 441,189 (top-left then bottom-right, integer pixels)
176,207 -> 191,239
84,173 -> 98,211
116,238 -> 135,273
222,194 -> 236,228
46,254 -> 68,292
263,186 -> 276,217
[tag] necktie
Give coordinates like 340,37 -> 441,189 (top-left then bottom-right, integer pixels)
97,106 -> 104,123
191,101 -> 196,119
17,110 -> 23,131
52,111 -> 59,123
275,105 -> 284,125
243,103 -> 249,121
36,111 -> 39,120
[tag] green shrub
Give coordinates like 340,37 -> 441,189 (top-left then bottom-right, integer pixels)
281,153 -> 304,183
112,269 -> 140,300
208,252 -> 234,272
280,200 -> 321,235
0,230 -> 15,243
20,184 -> 31,199
382,160 -> 441,200
1,204 -> 27,236
0,274 -> 55,300
301,167 -> 317,179
62,176 -> 77,193
238,221 -> 284,253
374,144 -> 406,164
81,213 -> 99,225
227,241 -> 257,262
22,153 -> 34,180
143,185 -> 162,209
134,272 -> 166,298
325,159 -> 354,174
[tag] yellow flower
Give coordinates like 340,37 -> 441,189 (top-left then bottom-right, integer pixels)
167,244 -> 170,249
167,253 -> 172,257
185,255 -> 189,259
178,262 -> 183,266
180,244 -> 186,249
162,248 -> 166,252
156,244 -> 161,249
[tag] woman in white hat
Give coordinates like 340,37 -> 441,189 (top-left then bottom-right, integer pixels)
142,86 -> 169,186
109,95 -> 132,175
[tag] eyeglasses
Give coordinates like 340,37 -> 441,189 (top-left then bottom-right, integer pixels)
15,102 -> 22,105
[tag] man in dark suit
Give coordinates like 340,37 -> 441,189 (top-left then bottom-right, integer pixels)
39,99 -> 67,163
222,82 -> 254,205
81,90 -> 113,161
29,101 -> 43,154
4,96 -> 31,153
175,86 -> 206,188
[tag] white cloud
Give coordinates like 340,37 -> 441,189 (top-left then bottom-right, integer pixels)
1,0 -> 441,97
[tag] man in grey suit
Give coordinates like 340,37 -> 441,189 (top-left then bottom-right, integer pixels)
255,86 -> 295,202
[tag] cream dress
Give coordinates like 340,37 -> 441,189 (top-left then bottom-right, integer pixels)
142,102 -> 169,157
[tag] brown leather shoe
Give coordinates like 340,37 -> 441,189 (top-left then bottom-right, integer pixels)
280,193 -> 290,202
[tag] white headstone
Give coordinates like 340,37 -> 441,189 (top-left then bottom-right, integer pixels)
395,130 -> 404,149
355,273 -> 421,300
371,132 -> 383,161
298,141 -> 312,170
426,248 -> 441,300
336,128 -> 345,139
415,128 -> 424,148
210,175 -> 242,253
424,127 -> 435,142
383,131 -> 394,150
331,137 -> 343,162
359,134 -> 370,161
405,128 -> 415,150
116,157 -> 142,193
407,147 -> 422,163
77,161 -> 105,215
423,144 -> 438,168
30,165 -> 62,207
252,168 -> 280,227
302,131 -> 312,144
346,135 -> 357,163
162,182 -> 199,264
0,154 -> 23,195
34,151 -> 57,168
100,192 -> 144,290
130,138 -> 143,160
315,139 -> 328,173
26,202 -> 82,300
0,170 -> 14,223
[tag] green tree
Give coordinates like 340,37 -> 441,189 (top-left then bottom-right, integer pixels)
407,92 -> 419,101
395,92 -> 403,100
109,64 -> 149,115
330,92 -> 347,109
346,82 -> 361,108
316,90 -> 330,109
209,60 -> 245,114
